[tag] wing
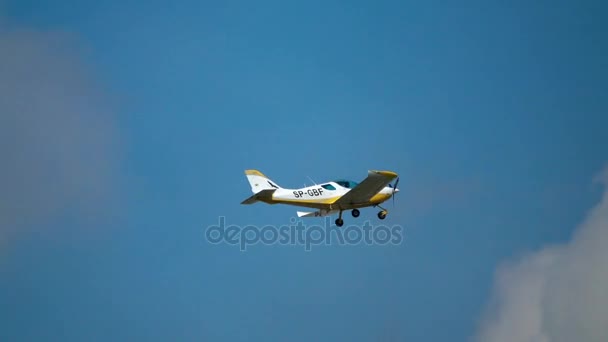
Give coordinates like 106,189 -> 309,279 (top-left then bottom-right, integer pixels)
333,170 -> 398,207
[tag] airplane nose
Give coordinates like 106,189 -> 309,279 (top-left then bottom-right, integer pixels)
394,188 -> 399,193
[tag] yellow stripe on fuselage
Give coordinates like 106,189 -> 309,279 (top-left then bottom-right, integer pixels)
269,196 -> 341,205
258,196 -> 341,210
260,193 -> 393,210
272,197 -> 340,204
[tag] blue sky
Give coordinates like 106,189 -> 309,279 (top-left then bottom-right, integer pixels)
1,0 -> 607,341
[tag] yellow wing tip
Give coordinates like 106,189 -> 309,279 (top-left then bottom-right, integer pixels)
245,169 -> 267,177
371,170 -> 398,178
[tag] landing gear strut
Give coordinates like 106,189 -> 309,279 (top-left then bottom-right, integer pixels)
376,205 -> 388,220
351,209 -> 360,218
335,210 -> 344,227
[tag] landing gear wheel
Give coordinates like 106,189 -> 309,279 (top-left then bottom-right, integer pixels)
335,210 -> 345,227
377,210 -> 387,220
351,209 -> 360,218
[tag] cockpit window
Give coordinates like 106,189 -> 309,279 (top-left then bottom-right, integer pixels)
321,184 -> 336,191
334,180 -> 359,189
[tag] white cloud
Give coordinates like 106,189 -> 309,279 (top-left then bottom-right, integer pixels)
0,23 -> 121,245
475,166 -> 608,342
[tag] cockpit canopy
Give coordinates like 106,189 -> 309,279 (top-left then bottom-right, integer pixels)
321,183 -> 336,190
333,180 -> 359,189
319,180 -> 359,190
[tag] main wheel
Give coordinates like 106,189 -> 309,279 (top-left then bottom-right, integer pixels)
351,209 -> 360,218
377,211 -> 387,220
335,218 -> 344,227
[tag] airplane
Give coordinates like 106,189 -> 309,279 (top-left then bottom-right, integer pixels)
241,169 -> 400,227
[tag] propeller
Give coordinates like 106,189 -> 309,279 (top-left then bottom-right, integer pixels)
392,176 -> 400,207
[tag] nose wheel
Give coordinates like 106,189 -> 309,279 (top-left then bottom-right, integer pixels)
376,205 -> 388,220
351,209 -> 360,218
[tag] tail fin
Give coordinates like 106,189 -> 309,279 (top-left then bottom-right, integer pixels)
244,169 -> 282,194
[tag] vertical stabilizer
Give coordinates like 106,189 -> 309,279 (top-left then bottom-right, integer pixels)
244,170 -> 282,194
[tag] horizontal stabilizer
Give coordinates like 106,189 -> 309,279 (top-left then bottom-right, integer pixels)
296,209 -> 338,218
297,211 -> 316,217
241,188 -> 276,205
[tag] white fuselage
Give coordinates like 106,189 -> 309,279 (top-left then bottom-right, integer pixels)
268,181 -> 395,210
